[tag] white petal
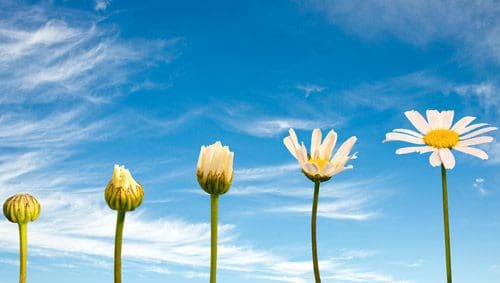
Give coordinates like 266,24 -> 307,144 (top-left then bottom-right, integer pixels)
392,128 -> 423,138
459,123 -> 488,135
440,110 -> 454,129
395,146 -> 434,154
319,130 -> 337,160
321,162 -> 336,176
426,110 -> 441,129
457,136 -> 494,147
331,136 -> 357,165
453,146 -> 488,160
302,162 -> 319,175
284,136 -> 299,159
439,148 -> 456,169
385,132 -> 425,145
404,110 -> 430,134
310,129 -> 322,159
296,145 -> 308,165
460,126 -> 497,140
429,150 -> 442,167
451,116 -> 476,133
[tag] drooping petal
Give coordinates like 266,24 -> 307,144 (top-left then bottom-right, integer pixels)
439,148 -> 456,169
460,126 -> 497,140
457,136 -> 494,147
451,116 -> 476,133
392,128 -> 424,138
385,132 -> 425,144
440,110 -> 454,129
395,146 -> 434,154
453,146 -> 488,160
429,150 -> 442,167
404,110 -> 430,134
319,130 -> 337,160
310,129 -> 322,159
426,110 -> 441,129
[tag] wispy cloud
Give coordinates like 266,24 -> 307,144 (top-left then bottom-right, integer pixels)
235,163 -> 300,181
454,82 -> 500,114
94,0 -> 111,11
300,0 -> 500,66
0,5 -> 181,104
297,83 -> 325,98
473,178 -> 488,196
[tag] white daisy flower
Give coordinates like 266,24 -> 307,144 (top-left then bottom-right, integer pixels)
283,128 -> 357,182
385,110 -> 497,169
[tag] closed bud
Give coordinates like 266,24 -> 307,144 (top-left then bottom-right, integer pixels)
196,141 -> 234,195
3,193 -> 41,224
105,165 -> 144,211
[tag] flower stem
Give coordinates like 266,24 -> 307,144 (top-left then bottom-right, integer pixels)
311,181 -> 321,283
18,223 -> 27,283
441,165 -> 452,283
210,194 -> 219,283
114,210 -> 126,283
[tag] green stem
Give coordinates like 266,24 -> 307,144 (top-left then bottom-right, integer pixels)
114,211 -> 126,283
311,181 -> 321,283
18,223 -> 27,283
210,194 -> 219,283
441,165 -> 452,283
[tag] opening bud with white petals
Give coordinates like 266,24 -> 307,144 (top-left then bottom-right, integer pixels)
196,141 -> 234,195
105,164 -> 144,211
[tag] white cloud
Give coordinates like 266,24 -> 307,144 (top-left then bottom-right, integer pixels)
301,0 -> 500,65
297,83 -> 325,98
94,0 -> 111,11
237,118 -> 342,137
0,7 -> 181,104
454,82 -> 500,113
473,178 -> 488,196
234,163 -> 300,181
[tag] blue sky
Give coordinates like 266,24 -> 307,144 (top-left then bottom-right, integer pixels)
0,0 -> 499,282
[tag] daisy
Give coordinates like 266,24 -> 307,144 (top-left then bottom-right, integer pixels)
385,110 -> 497,169
283,128 -> 357,283
283,128 -> 357,182
385,110 -> 496,283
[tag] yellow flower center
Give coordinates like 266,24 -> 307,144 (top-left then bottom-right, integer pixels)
309,157 -> 329,171
423,129 -> 459,148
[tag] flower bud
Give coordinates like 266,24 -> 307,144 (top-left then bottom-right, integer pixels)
3,193 -> 41,224
105,165 -> 144,211
196,141 -> 234,195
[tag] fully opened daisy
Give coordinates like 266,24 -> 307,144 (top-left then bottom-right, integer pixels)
385,110 -> 497,283
385,110 -> 497,169
284,128 -> 357,283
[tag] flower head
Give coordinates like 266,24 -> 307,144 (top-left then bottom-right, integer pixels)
385,110 -> 497,169
197,141 -> 234,195
3,193 -> 41,224
105,164 -> 144,211
283,128 -> 357,182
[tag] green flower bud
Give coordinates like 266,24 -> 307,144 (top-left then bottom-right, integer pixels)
196,141 -> 234,195
105,165 -> 144,211
3,193 -> 41,224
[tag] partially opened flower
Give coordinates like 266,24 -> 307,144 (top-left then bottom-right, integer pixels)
284,128 -> 357,182
196,141 -> 234,195
196,141 -> 234,283
385,110 -> 497,169
283,128 -> 357,283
